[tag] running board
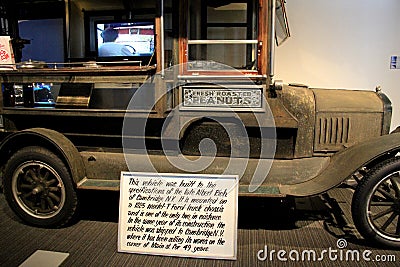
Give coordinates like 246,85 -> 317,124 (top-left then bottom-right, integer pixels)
77,178 -> 284,197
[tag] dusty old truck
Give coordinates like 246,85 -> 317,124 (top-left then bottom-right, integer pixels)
1,0 -> 400,248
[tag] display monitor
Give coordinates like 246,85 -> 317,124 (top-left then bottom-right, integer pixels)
94,20 -> 155,64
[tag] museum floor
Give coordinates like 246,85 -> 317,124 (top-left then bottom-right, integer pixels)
1,188 -> 399,266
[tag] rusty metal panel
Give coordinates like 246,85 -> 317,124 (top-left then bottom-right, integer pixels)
0,128 -> 86,184
80,151 -> 329,191
312,88 -> 383,113
280,133 -> 400,197
317,116 -> 350,145
277,85 -> 315,158
267,98 -> 298,128
312,89 -> 384,153
376,91 -> 392,135
314,112 -> 382,152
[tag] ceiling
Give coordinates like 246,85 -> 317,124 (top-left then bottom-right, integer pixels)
72,0 -> 156,11
72,0 -> 125,11
12,0 -> 158,12
13,0 -> 126,11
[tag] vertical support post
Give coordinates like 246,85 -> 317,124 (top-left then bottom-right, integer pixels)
257,0 -> 268,78
64,0 -> 70,61
268,0 -> 276,85
160,0 -> 165,77
178,0 -> 188,74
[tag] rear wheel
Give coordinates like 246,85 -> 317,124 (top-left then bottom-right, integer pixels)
3,146 -> 78,228
352,157 -> 400,247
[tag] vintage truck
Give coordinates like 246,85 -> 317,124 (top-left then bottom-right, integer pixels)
1,0 -> 400,248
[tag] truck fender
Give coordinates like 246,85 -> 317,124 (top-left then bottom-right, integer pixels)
0,128 -> 85,185
280,133 -> 400,197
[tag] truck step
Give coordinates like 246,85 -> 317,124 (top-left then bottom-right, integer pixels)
77,178 -> 283,197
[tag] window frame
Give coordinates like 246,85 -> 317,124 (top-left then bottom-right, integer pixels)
178,0 -> 269,78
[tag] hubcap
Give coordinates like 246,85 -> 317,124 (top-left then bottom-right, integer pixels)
367,171 -> 400,241
11,161 -> 65,219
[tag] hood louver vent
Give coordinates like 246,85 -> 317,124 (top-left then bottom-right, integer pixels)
315,116 -> 350,151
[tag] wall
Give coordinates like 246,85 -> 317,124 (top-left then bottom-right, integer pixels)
68,1 -> 85,59
19,19 -> 65,63
275,0 -> 400,129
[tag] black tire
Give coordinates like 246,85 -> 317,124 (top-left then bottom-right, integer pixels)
3,146 -> 78,228
352,157 -> 400,248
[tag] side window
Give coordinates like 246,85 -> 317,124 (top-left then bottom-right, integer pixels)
184,0 -> 259,73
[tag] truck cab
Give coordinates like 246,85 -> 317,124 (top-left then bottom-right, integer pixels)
1,0 -> 400,248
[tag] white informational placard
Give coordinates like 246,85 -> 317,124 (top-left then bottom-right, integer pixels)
0,36 -> 14,69
118,172 -> 238,260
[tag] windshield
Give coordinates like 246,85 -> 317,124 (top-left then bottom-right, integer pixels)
275,0 -> 290,45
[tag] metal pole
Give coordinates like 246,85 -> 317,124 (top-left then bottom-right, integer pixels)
160,0 -> 165,77
269,0 -> 276,84
65,0 -> 70,60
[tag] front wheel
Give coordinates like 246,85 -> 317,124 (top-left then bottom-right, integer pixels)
3,146 -> 78,228
352,157 -> 400,248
